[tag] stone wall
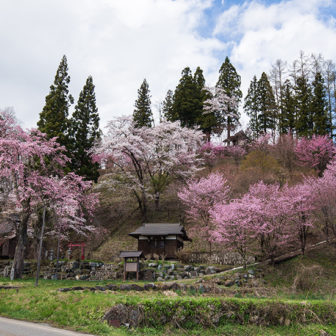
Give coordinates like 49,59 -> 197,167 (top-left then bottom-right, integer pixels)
0,260 -> 225,281
181,251 -> 255,265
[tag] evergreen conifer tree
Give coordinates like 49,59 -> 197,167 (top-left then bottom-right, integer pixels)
171,67 -> 203,128
37,55 -> 73,147
257,72 -> 277,134
312,72 -> 329,135
294,76 -> 312,137
216,57 -> 242,139
280,79 -> 296,134
193,66 -> 208,126
68,76 -> 100,182
244,76 -> 260,138
162,90 -> 175,121
133,79 -> 153,128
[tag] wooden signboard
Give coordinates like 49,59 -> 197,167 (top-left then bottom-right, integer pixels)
120,251 -> 144,281
125,262 -> 138,272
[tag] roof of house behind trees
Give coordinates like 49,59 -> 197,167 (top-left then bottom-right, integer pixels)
129,223 -> 191,241
224,130 -> 249,143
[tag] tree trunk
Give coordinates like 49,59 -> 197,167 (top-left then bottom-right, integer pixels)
133,190 -> 148,221
56,232 -> 61,269
141,189 -> 148,221
227,119 -> 231,141
10,212 -> 30,280
35,206 -> 46,287
154,192 -> 160,211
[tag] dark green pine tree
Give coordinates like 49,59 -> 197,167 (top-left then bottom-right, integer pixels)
162,89 -> 175,121
257,72 -> 277,134
279,80 -> 296,134
133,79 -> 153,128
38,55 -> 73,147
193,67 -> 217,140
244,75 -> 260,138
193,66 -> 208,126
312,72 -> 329,135
171,67 -> 201,128
68,76 -> 100,182
294,76 -> 312,137
216,57 -> 242,139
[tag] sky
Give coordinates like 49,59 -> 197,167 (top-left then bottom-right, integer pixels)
1,0 -> 336,131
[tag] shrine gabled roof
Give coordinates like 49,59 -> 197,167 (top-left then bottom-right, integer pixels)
119,251 -> 144,258
129,223 -> 191,241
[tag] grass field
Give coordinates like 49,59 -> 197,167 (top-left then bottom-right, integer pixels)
1,246 -> 336,335
0,277 -> 335,335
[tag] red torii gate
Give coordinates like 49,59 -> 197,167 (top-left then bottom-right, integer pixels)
68,242 -> 86,260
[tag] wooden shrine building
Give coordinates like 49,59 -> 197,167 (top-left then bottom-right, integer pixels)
224,130 -> 249,146
129,223 -> 191,259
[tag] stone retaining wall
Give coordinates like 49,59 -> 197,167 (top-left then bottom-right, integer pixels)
0,260 -> 226,281
103,299 -> 336,328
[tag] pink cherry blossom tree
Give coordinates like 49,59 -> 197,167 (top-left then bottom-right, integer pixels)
252,133 -> 272,152
34,173 -> 97,286
210,195 -> 261,268
198,142 -> 225,170
247,182 -> 290,262
0,110 -> 98,279
282,183 -> 314,254
211,181 -> 291,264
177,172 -> 230,253
295,135 -> 335,176
308,159 -> 336,241
273,133 -> 297,174
223,145 -> 246,167
95,117 -> 203,218
0,128 -> 68,278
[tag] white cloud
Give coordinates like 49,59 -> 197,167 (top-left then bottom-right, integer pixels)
0,0 -> 224,129
213,0 -> 336,127
1,0 -> 336,133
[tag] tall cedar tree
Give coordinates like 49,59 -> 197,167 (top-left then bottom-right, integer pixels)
68,76 -> 100,182
294,75 -> 312,137
216,57 -> 242,139
171,67 -> 205,128
312,72 -> 329,135
279,79 -> 296,134
324,60 -> 336,137
244,76 -> 260,138
193,67 -> 209,132
257,72 -> 277,134
162,89 -> 175,121
133,79 -> 153,127
37,55 -> 73,147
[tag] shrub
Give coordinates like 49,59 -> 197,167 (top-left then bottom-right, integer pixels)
292,264 -> 324,292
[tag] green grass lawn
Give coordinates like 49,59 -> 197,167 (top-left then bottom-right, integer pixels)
1,247 -> 336,335
0,277 -> 336,335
